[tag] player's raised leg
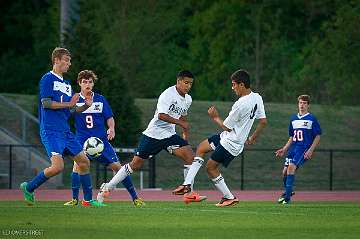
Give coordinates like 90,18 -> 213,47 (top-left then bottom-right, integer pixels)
109,162 -> 145,207
171,144 -> 207,203
172,138 -> 212,195
207,159 -> 239,207
97,155 -> 144,203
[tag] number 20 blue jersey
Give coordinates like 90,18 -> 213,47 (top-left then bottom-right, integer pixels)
74,93 -> 113,140
288,113 -> 322,147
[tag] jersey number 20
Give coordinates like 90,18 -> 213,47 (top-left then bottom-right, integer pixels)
86,115 -> 93,128
292,130 -> 303,142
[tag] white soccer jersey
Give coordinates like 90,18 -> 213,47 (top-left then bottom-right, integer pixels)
220,92 -> 266,156
143,85 -> 192,139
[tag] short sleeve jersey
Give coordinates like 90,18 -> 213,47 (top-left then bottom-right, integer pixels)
38,71 -> 73,132
288,113 -> 322,147
220,92 -> 266,156
74,93 -> 113,140
142,85 -> 192,139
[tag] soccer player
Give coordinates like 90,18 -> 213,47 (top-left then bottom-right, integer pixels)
275,95 -> 321,204
20,47 -> 104,206
97,70 -> 206,203
172,69 -> 267,206
63,70 -> 145,207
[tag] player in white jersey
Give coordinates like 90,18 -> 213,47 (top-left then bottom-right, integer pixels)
97,70 -> 206,203
173,69 -> 267,206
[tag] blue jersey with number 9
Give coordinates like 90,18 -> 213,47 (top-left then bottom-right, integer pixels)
288,113 -> 321,147
74,93 -> 113,140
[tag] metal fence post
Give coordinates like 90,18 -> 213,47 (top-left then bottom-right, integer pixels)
103,165 -> 107,183
149,156 -> 156,188
95,160 -> 100,188
22,112 -> 27,142
241,152 -> 244,190
329,150 -> 333,191
9,145 -> 13,189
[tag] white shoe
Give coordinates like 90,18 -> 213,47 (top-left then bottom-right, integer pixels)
97,183 -> 110,203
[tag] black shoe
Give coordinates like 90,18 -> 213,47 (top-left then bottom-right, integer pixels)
277,191 -> 295,203
172,184 -> 191,195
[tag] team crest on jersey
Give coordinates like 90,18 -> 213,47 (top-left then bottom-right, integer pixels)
94,104 -> 101,111
292,120 -> 312,129
168,101 -> 186,115
77,102 -> 104,113
53,81 -> 72,97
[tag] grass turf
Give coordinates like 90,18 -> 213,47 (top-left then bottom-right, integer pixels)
0,201 -> 359,239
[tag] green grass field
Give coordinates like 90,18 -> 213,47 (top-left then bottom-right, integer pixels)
0,201 -> 359,239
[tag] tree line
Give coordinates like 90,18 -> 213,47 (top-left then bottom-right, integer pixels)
1,0 -> 359,145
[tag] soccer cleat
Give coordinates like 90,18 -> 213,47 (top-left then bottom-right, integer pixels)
183,192 -> 207,204
20,182 -> 35,205
277,191 -> 295,204
281,199 -> 291,205
133,198 -> 146,207
97,183 -> 110,203
81,199 -> 107,207
215,197 -> 239,207
172,184 -> 191,195
64,198 -> 79,206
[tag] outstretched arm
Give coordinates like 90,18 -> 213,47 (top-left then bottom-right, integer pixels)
275,137 -> 293,157
106,117 -> 115,140
208,106 -> 231,132
179,116 -> 189,140
41,93 -> 80,110
74,92 -> 93,113
304,135 -> 321,160
158,113 -> 190,132
246,118 -> 267,145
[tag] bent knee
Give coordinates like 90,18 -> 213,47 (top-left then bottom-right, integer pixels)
129,157 -> 144,171
77,159 -> 90,171
49,165 -> 64,175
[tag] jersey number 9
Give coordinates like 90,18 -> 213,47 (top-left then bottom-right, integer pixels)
86,115 -> 94,128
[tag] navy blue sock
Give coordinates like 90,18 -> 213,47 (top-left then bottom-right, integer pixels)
71,172 -> 80,200
122,176 -> 138,201
27,171 -> 49,193
80,174 -> 93,201
285,174 -> 295,201
283,175 -> 287,189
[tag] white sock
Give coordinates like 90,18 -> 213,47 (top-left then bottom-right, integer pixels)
211,174 -> 234,199
107,163 -> 133,189
183,157 -> 204,185
183,165 -> 194,191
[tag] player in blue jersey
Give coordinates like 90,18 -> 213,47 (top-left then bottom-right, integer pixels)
275,95 -> 321,204
20,47 -> 104,207
63,70 -> 145,207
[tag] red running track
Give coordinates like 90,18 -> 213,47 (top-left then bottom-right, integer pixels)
0,189 -> 359,202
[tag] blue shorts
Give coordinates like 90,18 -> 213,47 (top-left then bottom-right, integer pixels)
40,129 -> 83,158
77,136 -> 119,166
136,134 -> 189,159
284,145 -> 309,167
208,134 -> 235,168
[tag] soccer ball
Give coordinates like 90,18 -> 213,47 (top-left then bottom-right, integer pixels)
83,137 -> 104,157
